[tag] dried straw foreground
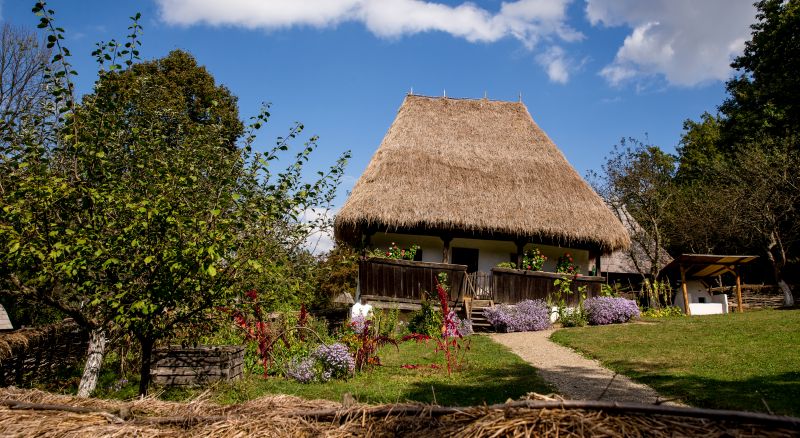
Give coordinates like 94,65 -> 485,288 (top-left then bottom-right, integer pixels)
1,388 -> 798,437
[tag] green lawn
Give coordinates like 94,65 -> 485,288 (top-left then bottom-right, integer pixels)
148,335 -> 551,406
550,309 -> 800,416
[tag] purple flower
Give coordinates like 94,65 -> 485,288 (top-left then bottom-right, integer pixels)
483,299 -> 551,332
285,357 -> 318,383
313,343 -> 355,378
583,297 -> 640,325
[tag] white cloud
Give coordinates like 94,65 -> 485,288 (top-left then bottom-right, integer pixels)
156,0 -> 579,81
587,0 -> 757,87
536,46 -> 570,83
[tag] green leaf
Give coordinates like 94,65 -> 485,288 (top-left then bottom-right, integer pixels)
207,265 -> 217,277
144,256 -> 153,264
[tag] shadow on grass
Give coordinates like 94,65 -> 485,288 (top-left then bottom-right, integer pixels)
611,363 -> 800,417
399,362 -> 548,406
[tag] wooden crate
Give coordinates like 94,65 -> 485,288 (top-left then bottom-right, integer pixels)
151,345 -> 244,386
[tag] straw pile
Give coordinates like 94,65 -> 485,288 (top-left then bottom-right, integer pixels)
1,388 -> 797,437
335,95 -> 630,252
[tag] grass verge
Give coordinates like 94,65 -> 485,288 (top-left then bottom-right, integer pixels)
103,335 -> 551,406
550,309 -> 800,416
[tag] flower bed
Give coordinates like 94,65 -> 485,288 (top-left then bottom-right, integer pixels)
583,297 -> 640,325
482,300 -> 551,332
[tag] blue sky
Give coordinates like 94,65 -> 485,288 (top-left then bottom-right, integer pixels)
2,1 -> 758,239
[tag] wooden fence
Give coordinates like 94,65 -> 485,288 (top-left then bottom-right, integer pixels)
490,268 -> 604,305
0,320 -> 88,387
358,258 -> 466,304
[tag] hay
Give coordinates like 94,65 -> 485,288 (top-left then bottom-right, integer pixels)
0,388 -> 797,437
335,95 -> 630,252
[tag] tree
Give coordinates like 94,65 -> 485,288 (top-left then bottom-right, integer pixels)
0,3 -> 349,396
675,0 -> 800,305
0,23 -> 49,133
590,138 -> 677,295
720,0 -> 800,144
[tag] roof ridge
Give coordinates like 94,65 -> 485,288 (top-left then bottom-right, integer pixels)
405,93 -> 524,104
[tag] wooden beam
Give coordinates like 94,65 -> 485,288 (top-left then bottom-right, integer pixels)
735,266 -> 743,313
441,235 -> 452,264
680,264 -> 691,316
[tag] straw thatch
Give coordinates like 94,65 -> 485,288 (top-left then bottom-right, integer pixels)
335,95 -> 630,252
1,388 -> 798,437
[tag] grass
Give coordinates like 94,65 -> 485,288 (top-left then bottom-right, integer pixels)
550,309 -> 800,416
105,335 -> 551,406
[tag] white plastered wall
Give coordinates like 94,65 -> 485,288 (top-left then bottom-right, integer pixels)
672,279 -> 729,315
370,233 -> 591,274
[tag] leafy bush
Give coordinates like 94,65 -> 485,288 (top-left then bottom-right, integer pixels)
641,306 -> 685,318
559,306 -> 588,327
495,261 -> 517,269
583,297 -> 640,325
483,300 -> 551,332
408,300 -> 443,337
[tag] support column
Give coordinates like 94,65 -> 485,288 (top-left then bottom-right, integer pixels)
735,266 -> 744,313
680,264 -> 691,316
515,240 -> 525,269
595,252 -> 602,277
441,235 -> 452,264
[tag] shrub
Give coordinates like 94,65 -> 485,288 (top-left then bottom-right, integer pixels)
583,297 -> 640,325
556,252 -> 579,274
495,261 -> 517,269
312,343 -> 355,378
483,300 -> 551,332
408,300 -> 443,337
285,357 -> 319,383
641,306 -> 685,318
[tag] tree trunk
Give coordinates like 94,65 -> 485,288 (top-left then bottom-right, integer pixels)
138,337 -> 154,396
765,244 -> 795,307
76,328 -> 107,398
778,280 -> 795,307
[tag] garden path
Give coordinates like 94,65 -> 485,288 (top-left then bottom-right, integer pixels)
490,330 -> 684,406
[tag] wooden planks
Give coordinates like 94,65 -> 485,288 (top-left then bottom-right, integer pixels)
491,268 -> 603,305
359,258 -> 466,303
151,346 -> 244,386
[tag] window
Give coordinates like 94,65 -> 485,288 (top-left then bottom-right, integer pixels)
698,296 -> 707,304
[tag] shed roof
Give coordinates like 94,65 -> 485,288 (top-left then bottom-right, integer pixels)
660,254 -> 758,279
334,95 -> 630,252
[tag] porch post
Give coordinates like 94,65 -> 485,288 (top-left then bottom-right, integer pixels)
680,264 -> 691,316
735,265 -> 743,313
595,252 -> 602,276
441,235 -> 452,264
515,240 -> 525,269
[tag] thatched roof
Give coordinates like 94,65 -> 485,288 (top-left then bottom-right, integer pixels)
335,95 -> 630,252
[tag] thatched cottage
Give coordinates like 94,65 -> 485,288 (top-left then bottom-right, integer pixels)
335,95 -> 629,284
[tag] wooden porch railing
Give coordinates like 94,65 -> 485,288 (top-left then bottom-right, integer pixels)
358,258 -> 466,304
490,267 -> 604,305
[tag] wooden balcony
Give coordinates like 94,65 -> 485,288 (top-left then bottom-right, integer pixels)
358,258 -> 604,307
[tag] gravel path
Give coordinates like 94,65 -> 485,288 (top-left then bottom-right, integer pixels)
491,330 -> 682,405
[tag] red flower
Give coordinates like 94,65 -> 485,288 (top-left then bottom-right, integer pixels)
245,289 -> 258,300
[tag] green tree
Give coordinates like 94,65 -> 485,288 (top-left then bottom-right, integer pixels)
0,4 -> 349,396
720,0 -> 800,144
590,138 -> 676,282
